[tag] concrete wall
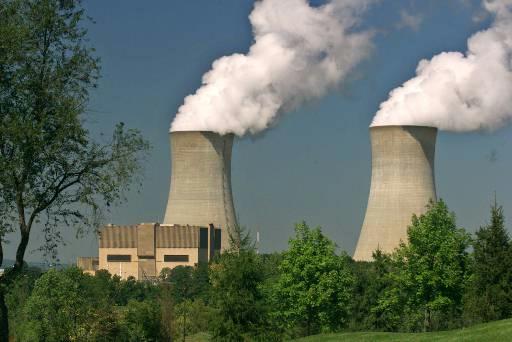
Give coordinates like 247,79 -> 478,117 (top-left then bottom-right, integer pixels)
155,247 -> 200,275
353,126 -> 437,261
163,131 -> 237,251
97,224 -> 216,279
99,247 -> 139,279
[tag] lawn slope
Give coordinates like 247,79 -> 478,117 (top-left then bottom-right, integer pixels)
295,318 -> 512,342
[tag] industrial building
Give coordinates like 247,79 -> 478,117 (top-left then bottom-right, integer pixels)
353,125 -> 437,261
94,223 -> 220,280
78,131 -> 237,279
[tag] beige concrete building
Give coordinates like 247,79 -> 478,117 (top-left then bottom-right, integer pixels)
76,257 -> 99,275
353,126 -> 437,261
79,223 -> 221,280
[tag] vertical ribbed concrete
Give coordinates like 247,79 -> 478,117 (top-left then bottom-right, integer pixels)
163,131 -> 237,251
353,126 -> 437,261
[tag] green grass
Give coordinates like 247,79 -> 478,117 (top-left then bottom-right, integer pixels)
186,332 -> 211,342
295,318 -> 512,341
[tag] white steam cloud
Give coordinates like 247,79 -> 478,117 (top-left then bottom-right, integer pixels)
372,0 -> 512,132
171,0 -> 373,136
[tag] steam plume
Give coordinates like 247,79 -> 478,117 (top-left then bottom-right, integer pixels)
171,0 -> 373,136
372,0 -> 512,131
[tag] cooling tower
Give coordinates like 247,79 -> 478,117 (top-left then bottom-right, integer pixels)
353,125 -> 437,261
163,131 -> 237,251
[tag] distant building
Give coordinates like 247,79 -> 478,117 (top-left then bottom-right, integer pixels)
76,257 -> 99,275
78,223 -> 221,280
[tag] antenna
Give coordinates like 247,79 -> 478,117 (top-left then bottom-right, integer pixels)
256,230 -> 260,254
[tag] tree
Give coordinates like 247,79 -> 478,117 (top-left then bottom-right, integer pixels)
17,267 -> 118,341
376,200 -> 471,332
271,221 -> 354,337
160,265 -> 195,304
208,225 -> 274,341
350,249 -> 393,331
4,266 -> 42,337
464,201 -> 512,323
118,299 -> 161,342
0,0 -> 150,338
173,299 -> 213,342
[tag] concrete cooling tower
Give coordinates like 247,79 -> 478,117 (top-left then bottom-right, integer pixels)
353,125 -> 437,261
163,131 -> 237,251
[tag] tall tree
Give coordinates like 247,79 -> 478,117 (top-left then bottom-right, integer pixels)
0,0 -> 150,338
376,200 -> 471,332
350,249 -> 393,331
272,221 -> 354,337
464,201 -> 512,323
208,226 -> 274,341
18,267 -> 119,341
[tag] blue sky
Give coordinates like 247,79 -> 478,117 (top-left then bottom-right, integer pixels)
6,0 -> 512,263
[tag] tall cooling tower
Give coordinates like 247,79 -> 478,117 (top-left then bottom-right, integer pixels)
163,131 -> 237,251
353,125 -> 437,261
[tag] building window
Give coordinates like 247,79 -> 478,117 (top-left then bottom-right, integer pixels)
107,254 -> 131,262
164,255 -> 189,262
214,229 -> 222,250
200,228 -> 208,249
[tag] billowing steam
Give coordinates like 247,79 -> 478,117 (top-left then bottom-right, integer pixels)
171,0 -> 373,136
372,0 -> 512,131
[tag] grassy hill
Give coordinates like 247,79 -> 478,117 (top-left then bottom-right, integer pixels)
295,318 -> 512,341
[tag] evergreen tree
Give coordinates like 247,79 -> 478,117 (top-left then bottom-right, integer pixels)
208,226 -> 274,341
350,249 -> 393,331
464,201 -> 512,323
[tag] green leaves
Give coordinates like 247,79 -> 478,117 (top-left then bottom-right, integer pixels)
0,0 -> 150,265
209,234 -> 273,341
464,201 -> 512,323
272,221 -> 354,336
375,200 -> 471,332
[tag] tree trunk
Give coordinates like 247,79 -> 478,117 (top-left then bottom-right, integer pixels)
182,311 -> 186,342
15,228 -> 30,270
0,239 -> 8,342
0,288 -> 8,342
0,223 -> 31,341
0,289 -> 8,342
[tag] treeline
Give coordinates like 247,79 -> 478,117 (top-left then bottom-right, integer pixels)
6,199 -> 512,341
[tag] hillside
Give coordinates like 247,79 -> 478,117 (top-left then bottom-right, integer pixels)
295,319 -> 512,342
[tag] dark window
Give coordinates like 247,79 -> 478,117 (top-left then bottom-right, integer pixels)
107,254 -> 131,262
200,228 -> 208,249
214,229 -> 222,250
164,255 -> 189,262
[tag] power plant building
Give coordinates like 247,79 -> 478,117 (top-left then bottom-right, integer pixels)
94,223 -> 221,280
78,131 -> 237,279
353,125 -> 437,261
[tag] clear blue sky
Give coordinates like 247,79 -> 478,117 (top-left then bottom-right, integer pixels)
6,0 -> 512,264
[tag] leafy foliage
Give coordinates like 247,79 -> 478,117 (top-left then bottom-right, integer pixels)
464,202 -> 512,324
271,221 -> 354,337
17,267 -> 118,341
0,0 -> 150,337
375,200 -> 471,332
208,225 -> 275,341
349,250 -> 393,331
